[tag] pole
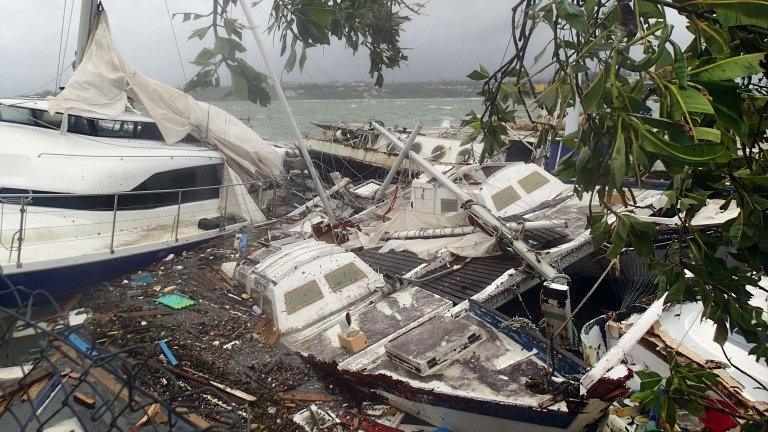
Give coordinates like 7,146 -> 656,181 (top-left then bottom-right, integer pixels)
382,220 -> 568,241
109,194 -> 118,254
15,198 -> 26,268
238,1 -> 337,222
174,190 -> 182,242
286,178 -> 351,218
374,123 -> 422,202
74,0 -> 99,69
371,123 -> 568,284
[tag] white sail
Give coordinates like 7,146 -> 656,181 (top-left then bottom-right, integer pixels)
48,11 -> 283,223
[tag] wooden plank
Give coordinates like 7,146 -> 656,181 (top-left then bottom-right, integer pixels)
73,391 -> 96,409
276,392 -> 336,402
121,309 -> 175,319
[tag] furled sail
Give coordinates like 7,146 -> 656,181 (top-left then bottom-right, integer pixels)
49,10 -> 284,223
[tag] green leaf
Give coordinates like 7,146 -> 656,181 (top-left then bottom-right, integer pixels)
692,127 -> 721,141
303,6 -> 338,28
637,0 -> 665,18
687,0 -> 768,27
299,47 -> 308,71
188,25 -> 211,41
285,46 -> 297,72
671,40 -> 688,87
467,65 -> 490,81
638,125 -> 731,163
556,0 -> 588,32
675,88 -> 715,116
690,53 -> 766,81
612,125 -> 628,186
192,47 -> 216,66
375,72 -> 384,88
538,83 -> 560,114
696,21 -> 730,58
581,68 -> 607,112
622,24 -> 672,72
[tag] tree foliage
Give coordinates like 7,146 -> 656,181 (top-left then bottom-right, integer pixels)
179,0 -> 420,105
468,0 -> 768,428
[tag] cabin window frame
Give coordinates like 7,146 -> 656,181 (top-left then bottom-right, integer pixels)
0,106 -> 63,131
518,171 -> 550,194
491,185 -> 521,211
323,262 -> 367,293
284,280 -> 324,314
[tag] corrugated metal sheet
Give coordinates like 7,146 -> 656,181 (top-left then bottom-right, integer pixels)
355,249 -> 525,304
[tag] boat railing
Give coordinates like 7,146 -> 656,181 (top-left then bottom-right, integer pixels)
0,180 -> 276,267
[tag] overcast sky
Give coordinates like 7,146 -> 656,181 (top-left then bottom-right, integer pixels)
0,0 -> 523,96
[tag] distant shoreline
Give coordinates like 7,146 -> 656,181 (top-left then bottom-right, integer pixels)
217,97 -> 484,103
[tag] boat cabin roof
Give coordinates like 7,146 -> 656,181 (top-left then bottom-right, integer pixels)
244,239 -> 387,334
0,98 -> 154,123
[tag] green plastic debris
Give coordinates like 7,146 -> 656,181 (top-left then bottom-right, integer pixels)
155,293 -> 196,310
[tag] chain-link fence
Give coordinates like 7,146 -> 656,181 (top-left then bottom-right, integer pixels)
0,270 -> 247,432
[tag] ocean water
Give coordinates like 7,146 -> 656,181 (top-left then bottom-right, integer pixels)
216,98 -> 482,142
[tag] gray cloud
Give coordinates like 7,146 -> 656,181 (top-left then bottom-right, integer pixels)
0,0 -> 516,96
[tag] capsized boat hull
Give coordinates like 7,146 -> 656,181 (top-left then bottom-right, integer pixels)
378,392 -> 606,432
307,147 -> 405,182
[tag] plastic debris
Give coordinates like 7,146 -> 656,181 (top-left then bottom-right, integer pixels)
220,261 -> 237,278
238,232 -> 249,253
66,333 -> 99,358
164,254 -> 175,261
130,273 -> 154,287
157,339 -> 179,366
154,294 -> 196,310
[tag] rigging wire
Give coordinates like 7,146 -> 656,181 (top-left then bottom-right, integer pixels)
55,0 -> 68,92
163,0 -> 188,83
58,0 -> 76,90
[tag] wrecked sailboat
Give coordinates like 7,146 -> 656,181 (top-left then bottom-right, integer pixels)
304,122 -> 491,182
236,235 -> 658,431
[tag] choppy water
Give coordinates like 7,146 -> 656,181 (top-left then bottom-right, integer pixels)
217,98 -> 482,142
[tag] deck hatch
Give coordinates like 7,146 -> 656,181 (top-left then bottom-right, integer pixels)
324,262 -> 367,293
284,280 -> 324,314
384,315 -> 484,376
491,185 -> 521,211
518,171 -> 549,194
440,198 -> 458,213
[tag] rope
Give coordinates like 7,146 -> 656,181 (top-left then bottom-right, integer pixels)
54,0 -> 68,91
59,0 -> 76,90
163,0 -> 188,82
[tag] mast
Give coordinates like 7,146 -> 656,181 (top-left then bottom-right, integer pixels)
371,123 -> 568,284
238,1 -> 337,223
74,0 -> 99,69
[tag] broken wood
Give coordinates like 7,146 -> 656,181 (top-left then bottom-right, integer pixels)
73,391 -> 96,408
129,403 -> 161,432
0,363 -> 54,407
121,309 -> 175,319
163,366 -> 257,404
276,392 -> 336,402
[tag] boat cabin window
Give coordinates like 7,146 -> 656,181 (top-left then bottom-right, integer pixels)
430,145 -> 447,161
94,119 -> 136,138
66,114 -> 199,143
284,280 -> 324,314
491,185 -> 521,211
456,148 -> 473,163
441,198 -> 458,213
324,262 -> 367,293
0,105 -> 62,130
518,171 -> 550,194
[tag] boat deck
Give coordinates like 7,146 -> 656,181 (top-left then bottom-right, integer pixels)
0,220 -> 228,273
290,286 -> 452,363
